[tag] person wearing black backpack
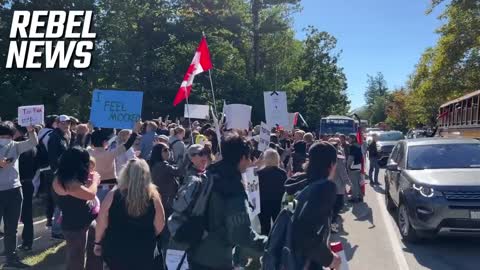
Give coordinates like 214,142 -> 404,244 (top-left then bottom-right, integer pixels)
187,134 -> 266,270
264,142 -> 341,270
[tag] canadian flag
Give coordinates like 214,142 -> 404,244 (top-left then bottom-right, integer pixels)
173,37 -> 213,106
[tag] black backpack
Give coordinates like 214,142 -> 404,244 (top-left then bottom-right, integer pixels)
36,130 -> 53,169
262,178 -> 328,270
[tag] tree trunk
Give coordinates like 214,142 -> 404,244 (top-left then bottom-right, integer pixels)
252,0 -> 262,77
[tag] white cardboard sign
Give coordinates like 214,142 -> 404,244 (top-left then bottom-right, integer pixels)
184,104 -> 210,119
224,104 -> 252,130
18,105 -> 44,126
264,91 -> 289,129
243,166 -> 261,219
258,122 -> 271,152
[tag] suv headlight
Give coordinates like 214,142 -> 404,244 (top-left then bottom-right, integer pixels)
413,184 -> 441,198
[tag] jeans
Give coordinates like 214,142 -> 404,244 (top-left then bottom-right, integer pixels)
369,157 -> 380,184
349,170 -> 362,200
258,200 -> 281,236
41,170 -> 55,224
0,188 -> 23,259
21,181 -> 34,247
63,221 -> 103,270
52,207 -> 62,236
332,194 -> 344,223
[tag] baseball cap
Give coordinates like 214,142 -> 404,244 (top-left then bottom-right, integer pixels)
158,135 -> 169,142
58,115 -> 71,122
187,144 -> 208,159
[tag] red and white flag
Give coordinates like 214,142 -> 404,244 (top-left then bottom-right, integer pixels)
173,37 -> 213,106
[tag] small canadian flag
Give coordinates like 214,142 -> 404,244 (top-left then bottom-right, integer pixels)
173,37 -> 213,106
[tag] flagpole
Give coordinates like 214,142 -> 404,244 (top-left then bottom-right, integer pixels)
184,87 -> 193,145
202,32 -> 218,117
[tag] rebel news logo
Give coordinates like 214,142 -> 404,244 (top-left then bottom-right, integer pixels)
5,10 -> 95,69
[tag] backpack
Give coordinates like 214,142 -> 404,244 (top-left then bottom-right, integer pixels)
167,170 -> 214,248
262,178 -> 327,270
36,130 -> 53,169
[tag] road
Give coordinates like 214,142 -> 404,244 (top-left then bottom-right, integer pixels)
333,168 -> 480,270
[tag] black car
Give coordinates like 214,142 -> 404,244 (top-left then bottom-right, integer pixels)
385,138 -> 480,242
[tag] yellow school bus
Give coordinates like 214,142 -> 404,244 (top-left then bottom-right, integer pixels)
438,90 -> 480,139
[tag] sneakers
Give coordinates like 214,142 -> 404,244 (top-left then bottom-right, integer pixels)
18,245 -> 32,252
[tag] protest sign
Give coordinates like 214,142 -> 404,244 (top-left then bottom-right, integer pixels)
184,104 -> 210,119
90,89 -> 143,129
258,122 -> 271,152
18,105 -> 44,126
166,250 -> 188,270
264,91 -> 289,129
243,166 -> 261,219
286,112 -> 296,131
224,104 -> 252,130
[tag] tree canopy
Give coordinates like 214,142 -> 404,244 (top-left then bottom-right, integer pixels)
0,0 -> 350,126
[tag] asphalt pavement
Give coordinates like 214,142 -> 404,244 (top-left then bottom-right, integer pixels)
333,168 -> 480,270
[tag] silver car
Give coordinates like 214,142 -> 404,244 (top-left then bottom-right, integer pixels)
385,138 -> 480,242
375,131 -> 404,166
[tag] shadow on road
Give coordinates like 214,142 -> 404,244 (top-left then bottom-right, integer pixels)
351,202 -> 375,229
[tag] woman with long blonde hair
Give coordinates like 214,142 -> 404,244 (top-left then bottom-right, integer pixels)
94,159 -> 165,270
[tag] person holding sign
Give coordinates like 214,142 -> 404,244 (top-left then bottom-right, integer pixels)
88,121 -> 141,202
0,121 -> 38,269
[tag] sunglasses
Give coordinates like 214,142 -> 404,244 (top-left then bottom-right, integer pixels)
162,148 -> 170,152
192,150 -> 209,157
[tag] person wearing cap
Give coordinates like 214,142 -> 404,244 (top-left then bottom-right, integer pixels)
47,114 -> 73,239
183,144 -> 209,184
0,121 -> 38,268
38,115 -> 58,228
187,134 -> 266,270
139,121 -> 158,161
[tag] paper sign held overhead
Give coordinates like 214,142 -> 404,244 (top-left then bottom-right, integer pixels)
184,104 -> 210,119
18,105 -> 44,126
264,91 -> 289,129
243,166 -> 261,219
90,89 -> 143,129
258,122 -> 271,152
224,104 -> 252,130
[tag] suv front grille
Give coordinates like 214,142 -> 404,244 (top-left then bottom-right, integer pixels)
444,191 -> 480,201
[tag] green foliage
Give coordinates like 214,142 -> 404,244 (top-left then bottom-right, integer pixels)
364,72 -> 388,108
0,0 -> 349,127
407,0 -> 480,126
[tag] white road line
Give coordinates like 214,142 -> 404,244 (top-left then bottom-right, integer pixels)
375,190 -> 410,270
0,219 -> 47,241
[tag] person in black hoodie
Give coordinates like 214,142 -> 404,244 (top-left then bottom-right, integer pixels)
286,142 -> 341,270
257,148 -> 287,235
14,124 -> 38,251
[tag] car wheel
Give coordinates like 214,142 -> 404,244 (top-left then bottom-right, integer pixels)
385,182 -> 395,211
398,203 -> 419,243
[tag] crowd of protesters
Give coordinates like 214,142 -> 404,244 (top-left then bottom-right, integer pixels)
0,113 -> 372,270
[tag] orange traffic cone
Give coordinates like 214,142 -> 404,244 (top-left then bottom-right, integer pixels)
330,242 -> 350,270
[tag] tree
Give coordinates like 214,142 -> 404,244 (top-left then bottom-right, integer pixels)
364,72 -> 388,107
288,26 -> 349,125
386,89 -> 409,132
407,0 -> 480,125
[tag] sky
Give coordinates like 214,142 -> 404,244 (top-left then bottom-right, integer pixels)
293,0 -> 446,110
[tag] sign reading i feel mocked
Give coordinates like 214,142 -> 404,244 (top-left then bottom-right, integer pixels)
89,89 -> 143,129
